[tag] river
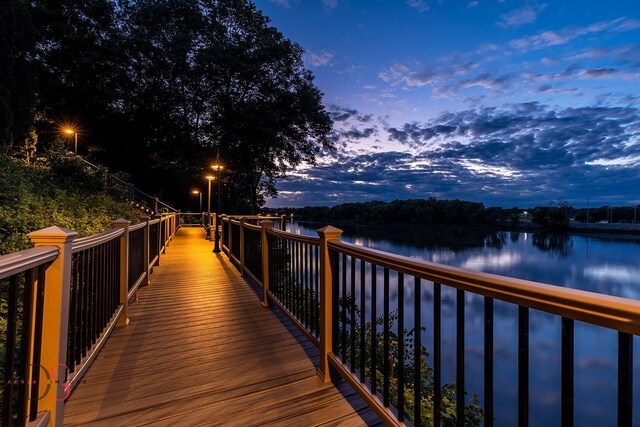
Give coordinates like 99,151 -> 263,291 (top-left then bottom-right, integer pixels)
287,221 -> 640,427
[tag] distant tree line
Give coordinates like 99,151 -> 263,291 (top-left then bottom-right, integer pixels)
291,198 -> 521,227
574,205 -> 640,224
0,0 -> 332,213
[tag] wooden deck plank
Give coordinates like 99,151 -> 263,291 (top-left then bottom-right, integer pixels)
64,227 -> 379,426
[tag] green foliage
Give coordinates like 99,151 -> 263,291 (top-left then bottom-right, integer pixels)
0,154 -> 141,254
291,198 -> 520,227
24,0 -> 332,212
0,0 -> 35,153
530,200 -> 573,229
339,298 -> 483,426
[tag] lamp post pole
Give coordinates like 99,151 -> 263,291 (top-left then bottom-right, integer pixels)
212,165 -> 223,253
206,176 -> 214,240
74,132 -> 78,155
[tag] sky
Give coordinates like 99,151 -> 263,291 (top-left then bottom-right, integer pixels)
254,0 -> 640,208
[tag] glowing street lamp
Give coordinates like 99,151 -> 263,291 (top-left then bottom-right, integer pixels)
212,164 -> 223,253
65,128 -> 78,154
192,190 -> 202,213
206,175 -> 215,239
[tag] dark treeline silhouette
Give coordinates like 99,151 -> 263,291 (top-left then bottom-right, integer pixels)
291,198 -> 521,227
1,0 -> 332,213
574,206 -> 640,223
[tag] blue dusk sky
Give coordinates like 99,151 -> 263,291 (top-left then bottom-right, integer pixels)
254,0 -> 640,208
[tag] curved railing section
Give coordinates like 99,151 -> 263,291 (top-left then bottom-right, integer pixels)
222,220 -> 640,427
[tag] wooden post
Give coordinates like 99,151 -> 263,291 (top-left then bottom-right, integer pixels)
161,214 -> 168,253
316,225 -> 343,383
28,226 -> 77,426
112,219 -> 130,327
228,216 -> 233,256
141,215 -> 151,286
260,220 -> 274,307
154,214 -> 162,265
239,217 -> 245,276
280,215 -> 286,231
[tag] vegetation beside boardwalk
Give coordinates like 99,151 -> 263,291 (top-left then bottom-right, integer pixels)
0,149 -> 142,255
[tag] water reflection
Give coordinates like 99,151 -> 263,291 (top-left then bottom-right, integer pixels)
288,221 -> 640,426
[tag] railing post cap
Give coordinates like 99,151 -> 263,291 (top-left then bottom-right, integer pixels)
111,218 -> 131,228
316,225 -> 343,239
28,226 -> 77,244
260,220 -> 274,228
140,215 -> 151,221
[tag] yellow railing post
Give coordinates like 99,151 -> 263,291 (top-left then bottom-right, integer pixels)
161,214 -> 168,253
112,219 -> 130,327
260,220 -> 274,307
154,214 -> 162,265
228,216 -> 234,255
316,225 -> 343,383
28,226 -> 77,426
239,217 -> 245,276
141,215 -> 151,286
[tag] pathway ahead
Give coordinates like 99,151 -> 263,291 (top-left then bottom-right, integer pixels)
64,227 -> 380,426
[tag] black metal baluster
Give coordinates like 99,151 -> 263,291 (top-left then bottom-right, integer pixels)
341,253 -> 347,362
383,267 -> 390,407
561,317 -> 574,427
360,259 -> 366,382
484,297 -> 494,427
302,243 -> 311,330
618,332 -> 632,427
398,272 -> 405,422
76,250 -> 85,365
67,255 -> 77,371
3,275 -> 19,426
30,266 -> 46,421
414,277 -> 421,426
19,268 -> 36,422
371,264 -> 377,396
332,251 -> 340,354
457,289 -> 465,427
434,283 -> 442,426
350,256 -> 356,372
518,306 -> 529,427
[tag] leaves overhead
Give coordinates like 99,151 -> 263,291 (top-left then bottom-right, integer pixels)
3,0 -> 333,213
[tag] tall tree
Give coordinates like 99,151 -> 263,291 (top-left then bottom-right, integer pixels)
202,0 -> 333,213
0,0 -> 35,158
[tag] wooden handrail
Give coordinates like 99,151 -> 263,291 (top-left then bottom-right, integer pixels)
0,247 -> 59,280
267,228 -> 320,246
129,222 -> 146,232
72,228 -> 124,253
328,240 -> 640,335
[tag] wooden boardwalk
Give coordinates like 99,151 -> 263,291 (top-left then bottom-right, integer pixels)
64,227 -> 381,426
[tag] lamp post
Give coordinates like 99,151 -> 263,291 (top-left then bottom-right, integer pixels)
206,175 -> 214,240
212,164 -> 223,253
64,129 -> 78,154
192,190 -> 202,213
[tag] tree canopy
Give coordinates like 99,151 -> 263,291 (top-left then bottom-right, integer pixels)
2,0 -> 333,212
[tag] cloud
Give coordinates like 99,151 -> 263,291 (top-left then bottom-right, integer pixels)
322,0 -> 340,10
271,103 -> 640,207
269,0 -> 290,8
305,50 -> 334,67
406,0 -> 430,13
498,4 -> 546,29
509,17 -> 640,52
328,105 -> 373,123
468,1 -> 479,8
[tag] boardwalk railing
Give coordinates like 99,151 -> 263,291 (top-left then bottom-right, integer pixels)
221,220 -> 640,427
0,213 -> 178,426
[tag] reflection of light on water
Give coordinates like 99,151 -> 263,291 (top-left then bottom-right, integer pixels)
461,252 -> 522,271
583,265 -> 640,284
524,232 -> 528,241
354,237 -> 364,246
